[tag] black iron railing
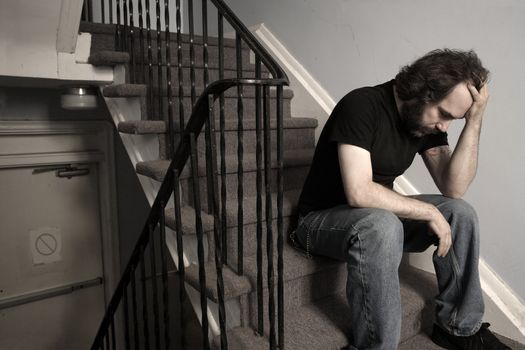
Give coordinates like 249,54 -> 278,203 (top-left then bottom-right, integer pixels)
85,1 -> 288,349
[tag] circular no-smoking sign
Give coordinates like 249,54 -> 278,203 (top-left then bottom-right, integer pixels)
35,233 -> 58,256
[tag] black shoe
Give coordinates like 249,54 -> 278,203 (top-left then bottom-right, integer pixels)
431,323 -> 512,349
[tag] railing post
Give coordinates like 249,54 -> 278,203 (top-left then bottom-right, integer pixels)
236,33 -> 244,276
263,85 -> 276,350
206,95 -> 228,350
255,56 -> 264,336
277,85 -> 285,350
165,0 -> 175,157
173,169 -> 187,349
190,130 -> 211,350
217,12 -> 228,266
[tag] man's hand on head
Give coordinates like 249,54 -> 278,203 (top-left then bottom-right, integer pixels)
465,83 -> 489,126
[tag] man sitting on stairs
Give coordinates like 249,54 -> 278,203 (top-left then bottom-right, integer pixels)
293,49 -> 511,349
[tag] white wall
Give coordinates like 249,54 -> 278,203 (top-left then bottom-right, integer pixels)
224,0 -> 525,303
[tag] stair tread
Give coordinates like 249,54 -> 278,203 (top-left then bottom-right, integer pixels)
118,117 -> 317,135
103,83 -> 147,97
151,85 -> 294,99
164,189 -> 301,234
243,243 -> 343,289
136,148 -> 314,181
221,267 -> 437,350
118,120 -> 167,134
183,262 -> 252,303
88,50 -> 130,66
81,21 -> 252,48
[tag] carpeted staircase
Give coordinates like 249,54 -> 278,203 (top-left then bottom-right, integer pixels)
82,22 -> 524,350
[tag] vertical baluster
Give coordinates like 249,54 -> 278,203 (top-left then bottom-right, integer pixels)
149,224 -> 162,349
165,0 -> 175,157
202,0 -> 213,214
138,0 -> 146,84
123,0 -> 128,51
155,0 -> 163,124
130,273 -> 140,348
276,85 -> 285,350
264,85 -> 276,350
236,33 -> 244,275
84,0 -> 93,22
159,202 -> 171,349
176,0 -> 185,130
110,317 -> 117,350
205,96 -> 228,350
82,1 -> 87,21
140,255 -> 151,349
173,169 -> 187,349
100,0 -> 105,23
104,330 -> 110,349
128,0 -> 136,83
109,0 -> 113,23
190,131 -> 210,350
145,0 -> 154,119
115,0 -> 122,50
123,289 -> 131,349
217,11 -> 228,265
255,57 -> 264,335
202,0 -> 209,88
188,0 -> 196,106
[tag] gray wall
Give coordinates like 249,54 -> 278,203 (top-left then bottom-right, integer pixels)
224,0 -> 525,302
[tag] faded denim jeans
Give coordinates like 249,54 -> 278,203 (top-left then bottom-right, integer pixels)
294,195 -> 484,350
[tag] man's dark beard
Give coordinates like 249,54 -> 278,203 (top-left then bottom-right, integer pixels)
399,100 -> 437,137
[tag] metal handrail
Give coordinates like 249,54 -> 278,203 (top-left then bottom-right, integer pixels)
86,0 -> 290,348
91,78 -> 286,349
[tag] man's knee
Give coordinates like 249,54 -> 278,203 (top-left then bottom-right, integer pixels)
357,208 -> 404,250
438,198 -> 479,223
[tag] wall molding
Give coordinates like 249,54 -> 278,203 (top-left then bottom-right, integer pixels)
251,23 -> 336,115
251,23 -> 525,342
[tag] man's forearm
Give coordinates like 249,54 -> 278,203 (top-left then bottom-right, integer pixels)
443,119 -> 482,197
350,181 -> 437,221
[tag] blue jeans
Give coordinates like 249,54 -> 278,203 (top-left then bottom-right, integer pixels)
294,195 -> 484,349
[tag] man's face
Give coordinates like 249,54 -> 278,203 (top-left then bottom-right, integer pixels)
401,82 -> 474,137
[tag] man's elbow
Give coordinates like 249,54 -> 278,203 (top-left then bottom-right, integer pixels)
441,187 -> 465,199
346,187 -> 368,207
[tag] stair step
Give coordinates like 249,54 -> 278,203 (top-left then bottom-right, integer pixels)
83,24 -> 258,72
184,263 -> 252,303
118,117 -> 317,135
136,148 -> 314,182
103,83 -> 147,97
81,21 -> 252,48
212,327 -> 268,350
150,84 -> 293,99
88,50 -> 130,66
240,264 -> 437,347
118,120 -> 167,134
156,92 -> 292,123
164,189 -> 301,234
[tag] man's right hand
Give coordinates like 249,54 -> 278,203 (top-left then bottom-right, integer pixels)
427,206 -> 452,257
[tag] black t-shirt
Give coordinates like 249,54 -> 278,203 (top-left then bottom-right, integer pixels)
297,80 -> 448,216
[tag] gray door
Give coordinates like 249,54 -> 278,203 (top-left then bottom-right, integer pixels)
0,163 -> 105,349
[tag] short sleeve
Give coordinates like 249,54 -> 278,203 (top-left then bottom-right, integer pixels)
328,90 -> 378,152
418,132 -> 449,154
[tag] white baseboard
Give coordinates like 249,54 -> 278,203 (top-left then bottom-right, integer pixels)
251,23 -> 525,343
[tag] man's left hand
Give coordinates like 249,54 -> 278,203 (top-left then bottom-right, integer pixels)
465,84 -> 489,125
